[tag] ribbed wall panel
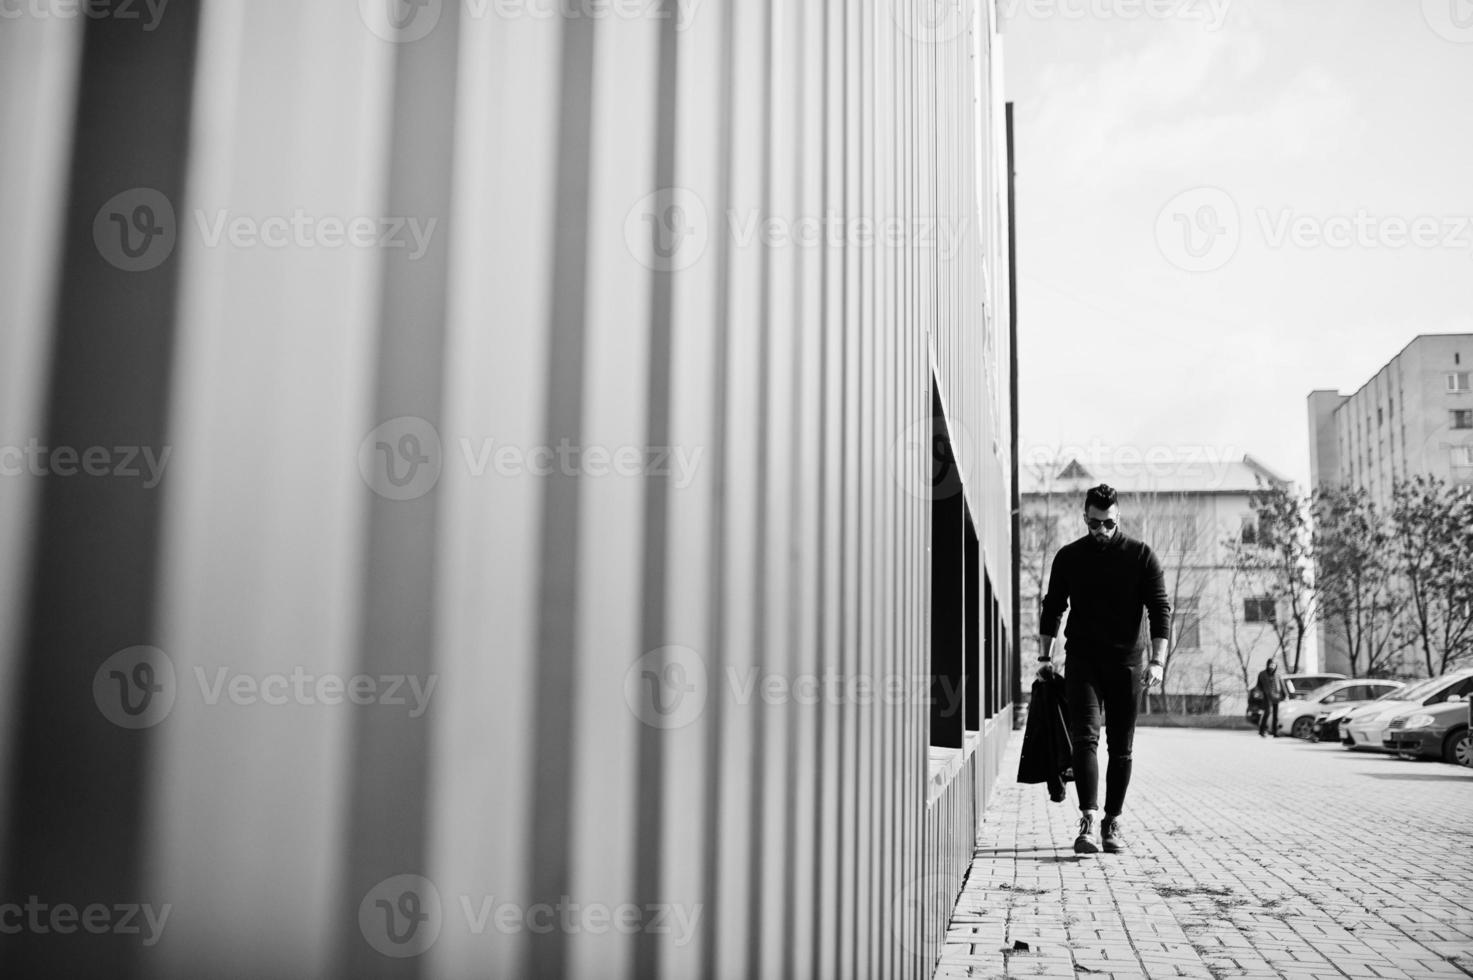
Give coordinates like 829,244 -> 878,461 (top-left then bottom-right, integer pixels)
0,1 -> 1014,978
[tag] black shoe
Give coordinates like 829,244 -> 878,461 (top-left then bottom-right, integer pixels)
1073,813 -> 1099,854
1101,816 -> 1125,854
1258,731 -> 1266,738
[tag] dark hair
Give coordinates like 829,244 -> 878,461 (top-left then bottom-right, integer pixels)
1084,483 -> 1117,512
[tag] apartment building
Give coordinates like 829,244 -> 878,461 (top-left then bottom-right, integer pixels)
1308,334 -> 1473,503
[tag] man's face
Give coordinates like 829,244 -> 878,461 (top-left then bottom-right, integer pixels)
1084,504 -> 1119,545
1267,660 -> 1276,672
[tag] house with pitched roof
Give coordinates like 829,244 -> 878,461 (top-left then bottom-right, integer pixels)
1019,450 -> 1315,716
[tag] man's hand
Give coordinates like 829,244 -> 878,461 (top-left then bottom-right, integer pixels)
1036,660 -> 1056,681
1145,662 -> 1164,687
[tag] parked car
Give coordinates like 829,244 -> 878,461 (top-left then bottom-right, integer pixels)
1312,685 -> 1409,742
1343,669 -> 1473,752
1381,696 -> 1473,766
1246,672 -> 1346,726
1274,679 -> 1405,738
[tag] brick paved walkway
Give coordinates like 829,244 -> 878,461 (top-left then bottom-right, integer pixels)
936,727 -> 1473,980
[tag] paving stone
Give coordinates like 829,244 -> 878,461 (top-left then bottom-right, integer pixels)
935,727 -> 1473,979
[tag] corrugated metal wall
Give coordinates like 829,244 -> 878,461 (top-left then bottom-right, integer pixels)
0,1 -> 1013,977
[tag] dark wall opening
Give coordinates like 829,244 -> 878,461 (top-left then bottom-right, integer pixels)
930,381 -> 965,749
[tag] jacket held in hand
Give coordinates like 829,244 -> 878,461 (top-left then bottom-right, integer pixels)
1017,673 -> 1073,802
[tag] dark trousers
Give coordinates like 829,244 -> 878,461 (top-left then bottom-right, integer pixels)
1064,654 -> 1142,816
1258,699 -> 1278,736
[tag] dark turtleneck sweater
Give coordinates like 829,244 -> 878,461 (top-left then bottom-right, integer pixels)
1039,530 -> 1171,657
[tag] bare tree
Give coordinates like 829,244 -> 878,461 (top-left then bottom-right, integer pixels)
1224,557 -> 1276,697
1018,448 -> 1075,643
1389,475 -> 1473,676
1311,484 -> 1409,678
1226,483 -> 1317,673
1128,490 -> 1212,714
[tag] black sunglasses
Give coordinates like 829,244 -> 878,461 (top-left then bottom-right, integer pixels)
1085,517 -> 1117,530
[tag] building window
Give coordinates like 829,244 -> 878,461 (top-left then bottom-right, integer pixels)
1244,597 -> 1276,623
1453,446 -> 1473,468
1377,407 -> 1383,426
1448,372 -> 1470,393
1240,516 -> 1257,545
1175,597 -> 1201,649
1453,410 -> 1473,430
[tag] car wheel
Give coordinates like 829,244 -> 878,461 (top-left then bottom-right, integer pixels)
1444,727 -> 1472,768
1291,717 -> 1313,739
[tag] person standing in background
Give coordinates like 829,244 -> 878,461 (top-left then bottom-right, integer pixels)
1255,658 -> 1284,738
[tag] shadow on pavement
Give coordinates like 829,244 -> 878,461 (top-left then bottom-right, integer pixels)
972,847 -> 1085,863
1366,771 -> 1473,781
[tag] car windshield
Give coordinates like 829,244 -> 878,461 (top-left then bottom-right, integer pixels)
1385,677 -> 1440,701
1288,676 -> 1341,696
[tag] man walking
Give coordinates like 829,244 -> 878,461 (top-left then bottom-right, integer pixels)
1037,484 -> 1170,855
1255,658 -> 1284,738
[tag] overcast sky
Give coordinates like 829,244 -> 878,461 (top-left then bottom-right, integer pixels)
1002,0 -> 1473,489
